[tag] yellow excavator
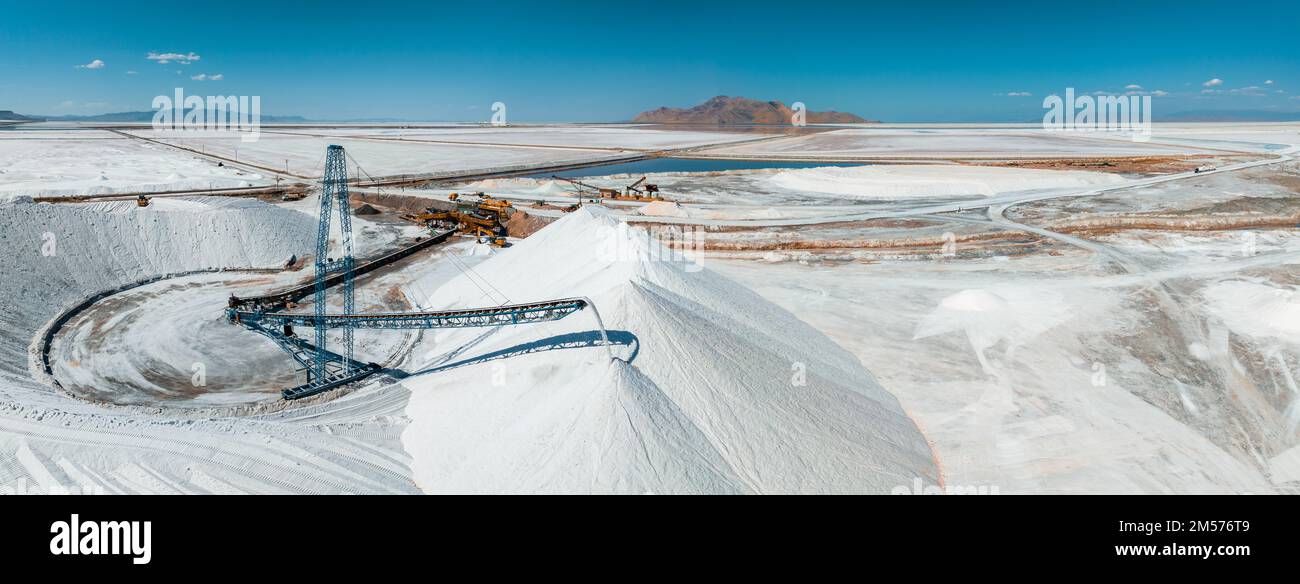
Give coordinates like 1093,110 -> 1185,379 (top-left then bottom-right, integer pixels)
473,226 -> 508,247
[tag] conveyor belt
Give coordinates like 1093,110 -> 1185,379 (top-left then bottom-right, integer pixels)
231,298 -> 587,330
230,228 -> 456,312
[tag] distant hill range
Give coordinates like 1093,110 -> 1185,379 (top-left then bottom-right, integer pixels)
0,110 -> 43,122
32,110 -> 309,123
1159,110 -> 1300,122
633,96 -> 873,125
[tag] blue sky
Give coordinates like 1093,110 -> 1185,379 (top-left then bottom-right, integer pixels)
1,0 -> 1296,121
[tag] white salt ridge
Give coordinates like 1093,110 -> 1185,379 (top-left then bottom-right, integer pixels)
526,180 -> 572,196
636,200 -> 691,217
400,207 -> 937,493
769,164 -> 1126,200
1203,281 -> 1300,344
914,288 -> 1075,374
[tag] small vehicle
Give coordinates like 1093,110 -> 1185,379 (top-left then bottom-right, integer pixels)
1194,165 -> 1216,173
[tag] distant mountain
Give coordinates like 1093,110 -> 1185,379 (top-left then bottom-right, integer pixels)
1159,110 -> 1300,122
37,110 -> 309,123
632,95 -> 874,124
0,110 -> 42,122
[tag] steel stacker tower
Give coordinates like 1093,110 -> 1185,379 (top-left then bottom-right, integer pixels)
315,144 -> 357,381
227,145 -> 615,400
228,144 -> 380,400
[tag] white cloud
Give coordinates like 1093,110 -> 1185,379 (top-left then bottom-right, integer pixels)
54,100 -> 110,110
1265,79 -> 1274,85
1203,78 -> 1224,87
125,70 -> 138,75
190,73 -> 206,81
189,73 -> 223,81
997,91 -> 1032,97
1095,87 -> 1166,97
75,59 -> 105,70
148,51 -> 200,65
210,73 -> 223,81
1202,85 -> 1270,96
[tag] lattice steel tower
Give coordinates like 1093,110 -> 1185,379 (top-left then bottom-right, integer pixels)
313,144 -> 357,380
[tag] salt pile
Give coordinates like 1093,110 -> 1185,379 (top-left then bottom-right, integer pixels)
636,199 -> 690,217
400,207 -> 937,493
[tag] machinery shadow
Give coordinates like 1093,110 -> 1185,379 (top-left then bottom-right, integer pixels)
388,329 -> 639,379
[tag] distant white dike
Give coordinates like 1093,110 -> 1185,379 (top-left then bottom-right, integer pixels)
151,88 -> 260,142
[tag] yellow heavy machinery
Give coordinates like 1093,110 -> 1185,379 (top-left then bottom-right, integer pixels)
474,194 -> 512,219
472,226 -> 508,247
401,209 -> 454,226
448,192 -> 513,218
136,194 -> 150,207
403,205 -> 506,239
532,199 -> 582,213
455,211 -> 502,234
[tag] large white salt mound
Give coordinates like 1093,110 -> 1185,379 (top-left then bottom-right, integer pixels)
769,164 -> 1126,200
400,207 -> 937,493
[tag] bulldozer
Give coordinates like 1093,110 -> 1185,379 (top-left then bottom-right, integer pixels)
136,194 -> 150,207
